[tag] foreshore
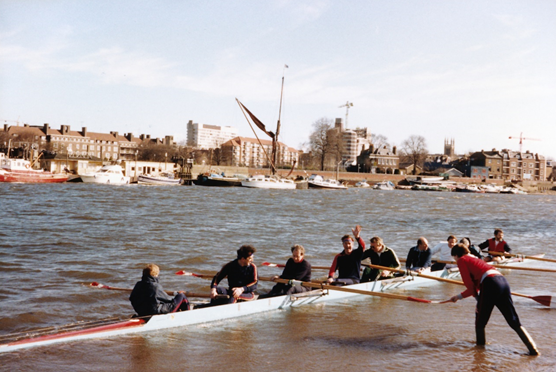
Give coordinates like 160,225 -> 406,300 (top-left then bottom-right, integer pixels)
184,164 -> 555,194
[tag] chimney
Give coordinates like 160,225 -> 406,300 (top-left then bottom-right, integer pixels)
393,145 -> 397,155
81,127 -> 88,137
60,125 -> 70,135
125,133 -> 133,141
4,124 -> 8,131
43,123 -> 50,133
24,123 -> 29,127
110,131 -> 119,138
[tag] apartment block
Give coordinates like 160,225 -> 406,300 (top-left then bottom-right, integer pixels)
186,120 -> 238,149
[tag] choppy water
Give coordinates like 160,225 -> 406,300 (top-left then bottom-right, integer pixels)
1,183 -> 555,371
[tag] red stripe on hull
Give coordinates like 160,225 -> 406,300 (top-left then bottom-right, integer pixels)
3,319 -> 146,347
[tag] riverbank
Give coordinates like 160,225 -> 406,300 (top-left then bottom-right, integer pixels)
185,164 -> 555,194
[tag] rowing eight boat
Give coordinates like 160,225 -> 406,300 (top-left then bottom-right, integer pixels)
0,268 -> 461,353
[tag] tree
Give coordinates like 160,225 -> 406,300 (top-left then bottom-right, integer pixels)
401,135 -> 428,175
138,142 -> 175,162
371,134 -> 390,150
308,117 -> 344,171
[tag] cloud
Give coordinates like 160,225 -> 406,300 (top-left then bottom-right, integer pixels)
274,0 -> 331,24
494,14 -> 537,40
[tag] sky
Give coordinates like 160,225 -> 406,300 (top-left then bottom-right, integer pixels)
1,1 -> 555,159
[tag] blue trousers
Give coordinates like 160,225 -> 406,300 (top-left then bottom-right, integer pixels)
476,275 -> 521,331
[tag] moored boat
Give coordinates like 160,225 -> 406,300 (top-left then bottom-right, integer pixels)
454,184 -> 485,193
0,153 -> 68,183
241,174 -> 296,189
79,164 -> 130,185
193,172 -> 245,187
373,181 -> 395,190
354,180 -> 370,188
411,184 -> 451,192
137,172 -> 181,186
308,174 -> 347,189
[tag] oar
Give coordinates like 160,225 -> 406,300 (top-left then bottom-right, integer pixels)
262,262 -> 331,270
434,260 -> 556,274
174,271 -> 256,301
257,276 -> 449,304
487,251 -> 556,264
175,270 -> 214,279
364,264 -> 552,307
89,281 -> 214,298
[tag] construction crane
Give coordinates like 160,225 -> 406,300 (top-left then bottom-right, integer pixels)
508,132 -> 541,153
339,101 -> 353,129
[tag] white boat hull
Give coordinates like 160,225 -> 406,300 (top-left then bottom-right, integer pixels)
137,174 -> 181,185
79,165 -> 130,185
241,175 -> 296,189
80,174 -> 130,184
0,269 -> 460,353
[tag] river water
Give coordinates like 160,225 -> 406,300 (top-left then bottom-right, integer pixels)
1,183 -> 555,371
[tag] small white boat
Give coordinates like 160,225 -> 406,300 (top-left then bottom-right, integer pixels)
479,184 -> 500,193
499,186 -> 527,195
354,180 -> 370,188
138,172 -> 181,186
241,174 -> 296,189
454,184 -> 484,193
0,268 -> 461,353
373,181 -> 395,190
79,165 -> 130,185
308,174 -> 347,190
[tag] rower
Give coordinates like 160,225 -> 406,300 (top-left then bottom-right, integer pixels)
130,263 -> 190,317
430,235 -> 458,271
478,228 -> 511,262
460,237 -> 482,259
361,236 -> 401,281
210,245 -> 258,305
405,237 -> 432,273
446,244 -> 539,356
260,244 -> 312,298
327,225 -> 366,285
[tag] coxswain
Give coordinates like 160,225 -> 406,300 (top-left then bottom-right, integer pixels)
130,263 -> 190,317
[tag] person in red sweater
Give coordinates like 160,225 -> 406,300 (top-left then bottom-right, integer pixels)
327,225 -> 365,285
447,244 -> 539,355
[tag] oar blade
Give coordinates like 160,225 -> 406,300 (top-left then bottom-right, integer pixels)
175,270 -> 194,276
531,295 -> 552,307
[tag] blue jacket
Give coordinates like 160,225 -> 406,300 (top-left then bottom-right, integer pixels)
129,275 -> 174,316
405,246 -> 432,270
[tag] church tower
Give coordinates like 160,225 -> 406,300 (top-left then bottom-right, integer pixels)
444,138 -> 455,157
